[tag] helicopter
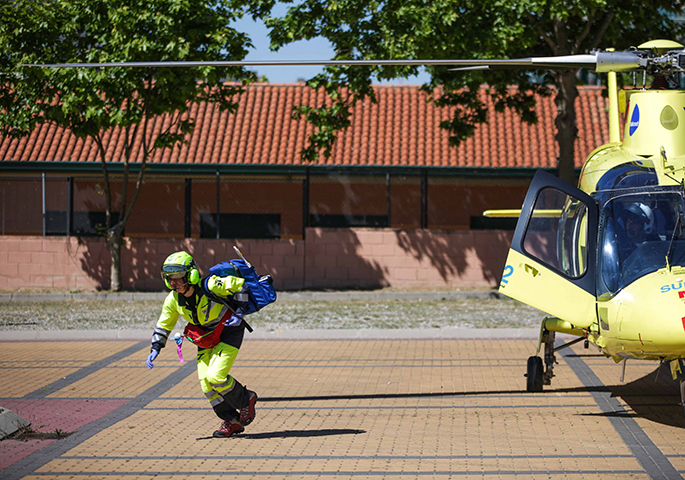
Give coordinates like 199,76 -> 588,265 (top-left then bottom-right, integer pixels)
477,39 -> 685,403
31,39 -> 685,408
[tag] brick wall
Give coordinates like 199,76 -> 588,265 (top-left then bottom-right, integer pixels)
0,228 -> 512,291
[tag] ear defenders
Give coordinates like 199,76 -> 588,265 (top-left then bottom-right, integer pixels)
187,260 -> 200,285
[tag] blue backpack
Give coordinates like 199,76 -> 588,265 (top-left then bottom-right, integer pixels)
208,258 -> 277,315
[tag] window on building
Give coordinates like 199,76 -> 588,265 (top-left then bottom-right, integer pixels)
200,213 -> 281,239
470,216 -> 518,230
46,211 -> 121,236
309,214 -> 389,228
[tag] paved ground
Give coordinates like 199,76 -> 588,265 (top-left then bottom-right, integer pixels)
2,331 -> 685,479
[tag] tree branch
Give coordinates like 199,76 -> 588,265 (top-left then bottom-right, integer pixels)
573,9 -> 596,53
115,118 -> 141,235
588,12 -> 616,51
527,13 -> 558,54
93,133 -> 112,232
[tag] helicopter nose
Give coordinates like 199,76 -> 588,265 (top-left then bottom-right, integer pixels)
618,278 -> 685,356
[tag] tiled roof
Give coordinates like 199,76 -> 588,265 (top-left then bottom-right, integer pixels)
0,84 -> 609,169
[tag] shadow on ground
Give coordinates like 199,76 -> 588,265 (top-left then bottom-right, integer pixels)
258,363 -> 685,430
197,429 -> 365,441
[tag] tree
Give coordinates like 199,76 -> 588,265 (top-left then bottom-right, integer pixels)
1,0 -> 259,290
263,0 -> 685,183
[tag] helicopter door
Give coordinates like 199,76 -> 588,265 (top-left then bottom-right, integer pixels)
500,170 -> 598,328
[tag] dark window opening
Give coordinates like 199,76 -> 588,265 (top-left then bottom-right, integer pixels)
200,213 -> 281,239
46,211 -> 120,236
309,214 -> 389,228
470,216 -> 517,230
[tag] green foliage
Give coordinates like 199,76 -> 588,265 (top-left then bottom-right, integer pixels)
264,0 -> 685,164
0,0 -> 264,289
1,0 -> 255,140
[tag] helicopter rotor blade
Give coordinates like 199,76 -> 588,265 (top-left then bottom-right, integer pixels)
24,51 -> 648,73
26,59 -> 515,68
452,52 -> 643,72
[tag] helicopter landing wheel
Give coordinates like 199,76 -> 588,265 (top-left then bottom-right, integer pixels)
680,378 -> 685,417
526,356 -> 544,392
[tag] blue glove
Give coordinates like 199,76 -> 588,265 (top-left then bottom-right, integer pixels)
224,314 -> 243,327
146,349 -> 159,369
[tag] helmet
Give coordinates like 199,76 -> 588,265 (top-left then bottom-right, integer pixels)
623,202 -> 655,234
161,251 -> 200,290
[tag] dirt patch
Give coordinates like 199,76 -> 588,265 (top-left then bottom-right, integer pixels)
5,427 -> 73,441
0,297 -> 543,331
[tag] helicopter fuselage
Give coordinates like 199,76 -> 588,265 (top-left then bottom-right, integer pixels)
500,87 -> 685,365
584,88 -> 685,361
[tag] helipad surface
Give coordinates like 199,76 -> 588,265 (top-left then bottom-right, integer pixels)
2,334 -> 684,479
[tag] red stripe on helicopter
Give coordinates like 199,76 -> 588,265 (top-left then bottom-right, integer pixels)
682,317 -> 685,332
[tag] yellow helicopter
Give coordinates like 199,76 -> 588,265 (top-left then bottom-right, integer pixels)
34,39 -> 685,403
480,40 -> 685,399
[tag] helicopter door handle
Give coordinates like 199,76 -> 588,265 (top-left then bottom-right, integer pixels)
524,264 -> 539,277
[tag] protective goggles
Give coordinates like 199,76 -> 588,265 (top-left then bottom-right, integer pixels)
161,265 -> 189,280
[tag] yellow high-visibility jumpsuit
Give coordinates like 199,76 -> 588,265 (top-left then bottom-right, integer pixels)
150,275 -> 254,422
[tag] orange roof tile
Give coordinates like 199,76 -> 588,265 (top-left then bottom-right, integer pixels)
0,83 -> 609,169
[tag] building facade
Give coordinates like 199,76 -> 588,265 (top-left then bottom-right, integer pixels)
0,84 -> 610,291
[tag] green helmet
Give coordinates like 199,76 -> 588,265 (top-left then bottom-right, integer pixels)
161,251 -> 200,289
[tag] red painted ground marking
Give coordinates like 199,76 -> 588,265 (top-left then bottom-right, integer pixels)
0,399 -> 127,472
0,439 -> 57,471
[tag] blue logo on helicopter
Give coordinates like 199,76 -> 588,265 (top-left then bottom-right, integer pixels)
661,282 -> 685,293
629,105 -> 640,136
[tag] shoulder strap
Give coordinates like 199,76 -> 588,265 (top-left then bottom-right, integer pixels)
201,276 -> 253,333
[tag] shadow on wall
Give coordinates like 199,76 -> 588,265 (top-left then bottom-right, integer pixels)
75,237 -> 110,291
126,239 -> 168,291
71,229 -> 512,291
124,239 -> 292,291
77,237 -> 193,291
471,231 -> 514,284
304,228 -> 389,290
394,229 -> 513,284
73,196 -> 115,290
124,238 -> 201,291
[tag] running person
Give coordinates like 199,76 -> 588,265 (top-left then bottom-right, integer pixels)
146,251 -> 258,437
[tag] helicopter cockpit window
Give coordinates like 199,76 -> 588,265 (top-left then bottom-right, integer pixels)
597,189 -> 685,294
522,188 -> 588,279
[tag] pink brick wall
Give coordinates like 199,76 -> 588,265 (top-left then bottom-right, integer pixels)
0,228 -> 513,291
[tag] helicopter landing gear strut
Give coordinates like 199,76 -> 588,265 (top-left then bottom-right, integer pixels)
526,329 -> 587,392
526,329 -> 556,392
680,377 -> 685,418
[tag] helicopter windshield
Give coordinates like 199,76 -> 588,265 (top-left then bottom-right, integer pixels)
597,187 -> 685,295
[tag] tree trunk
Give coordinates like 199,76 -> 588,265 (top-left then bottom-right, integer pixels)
554,70 -> 580,185
107,228 -> 123,292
